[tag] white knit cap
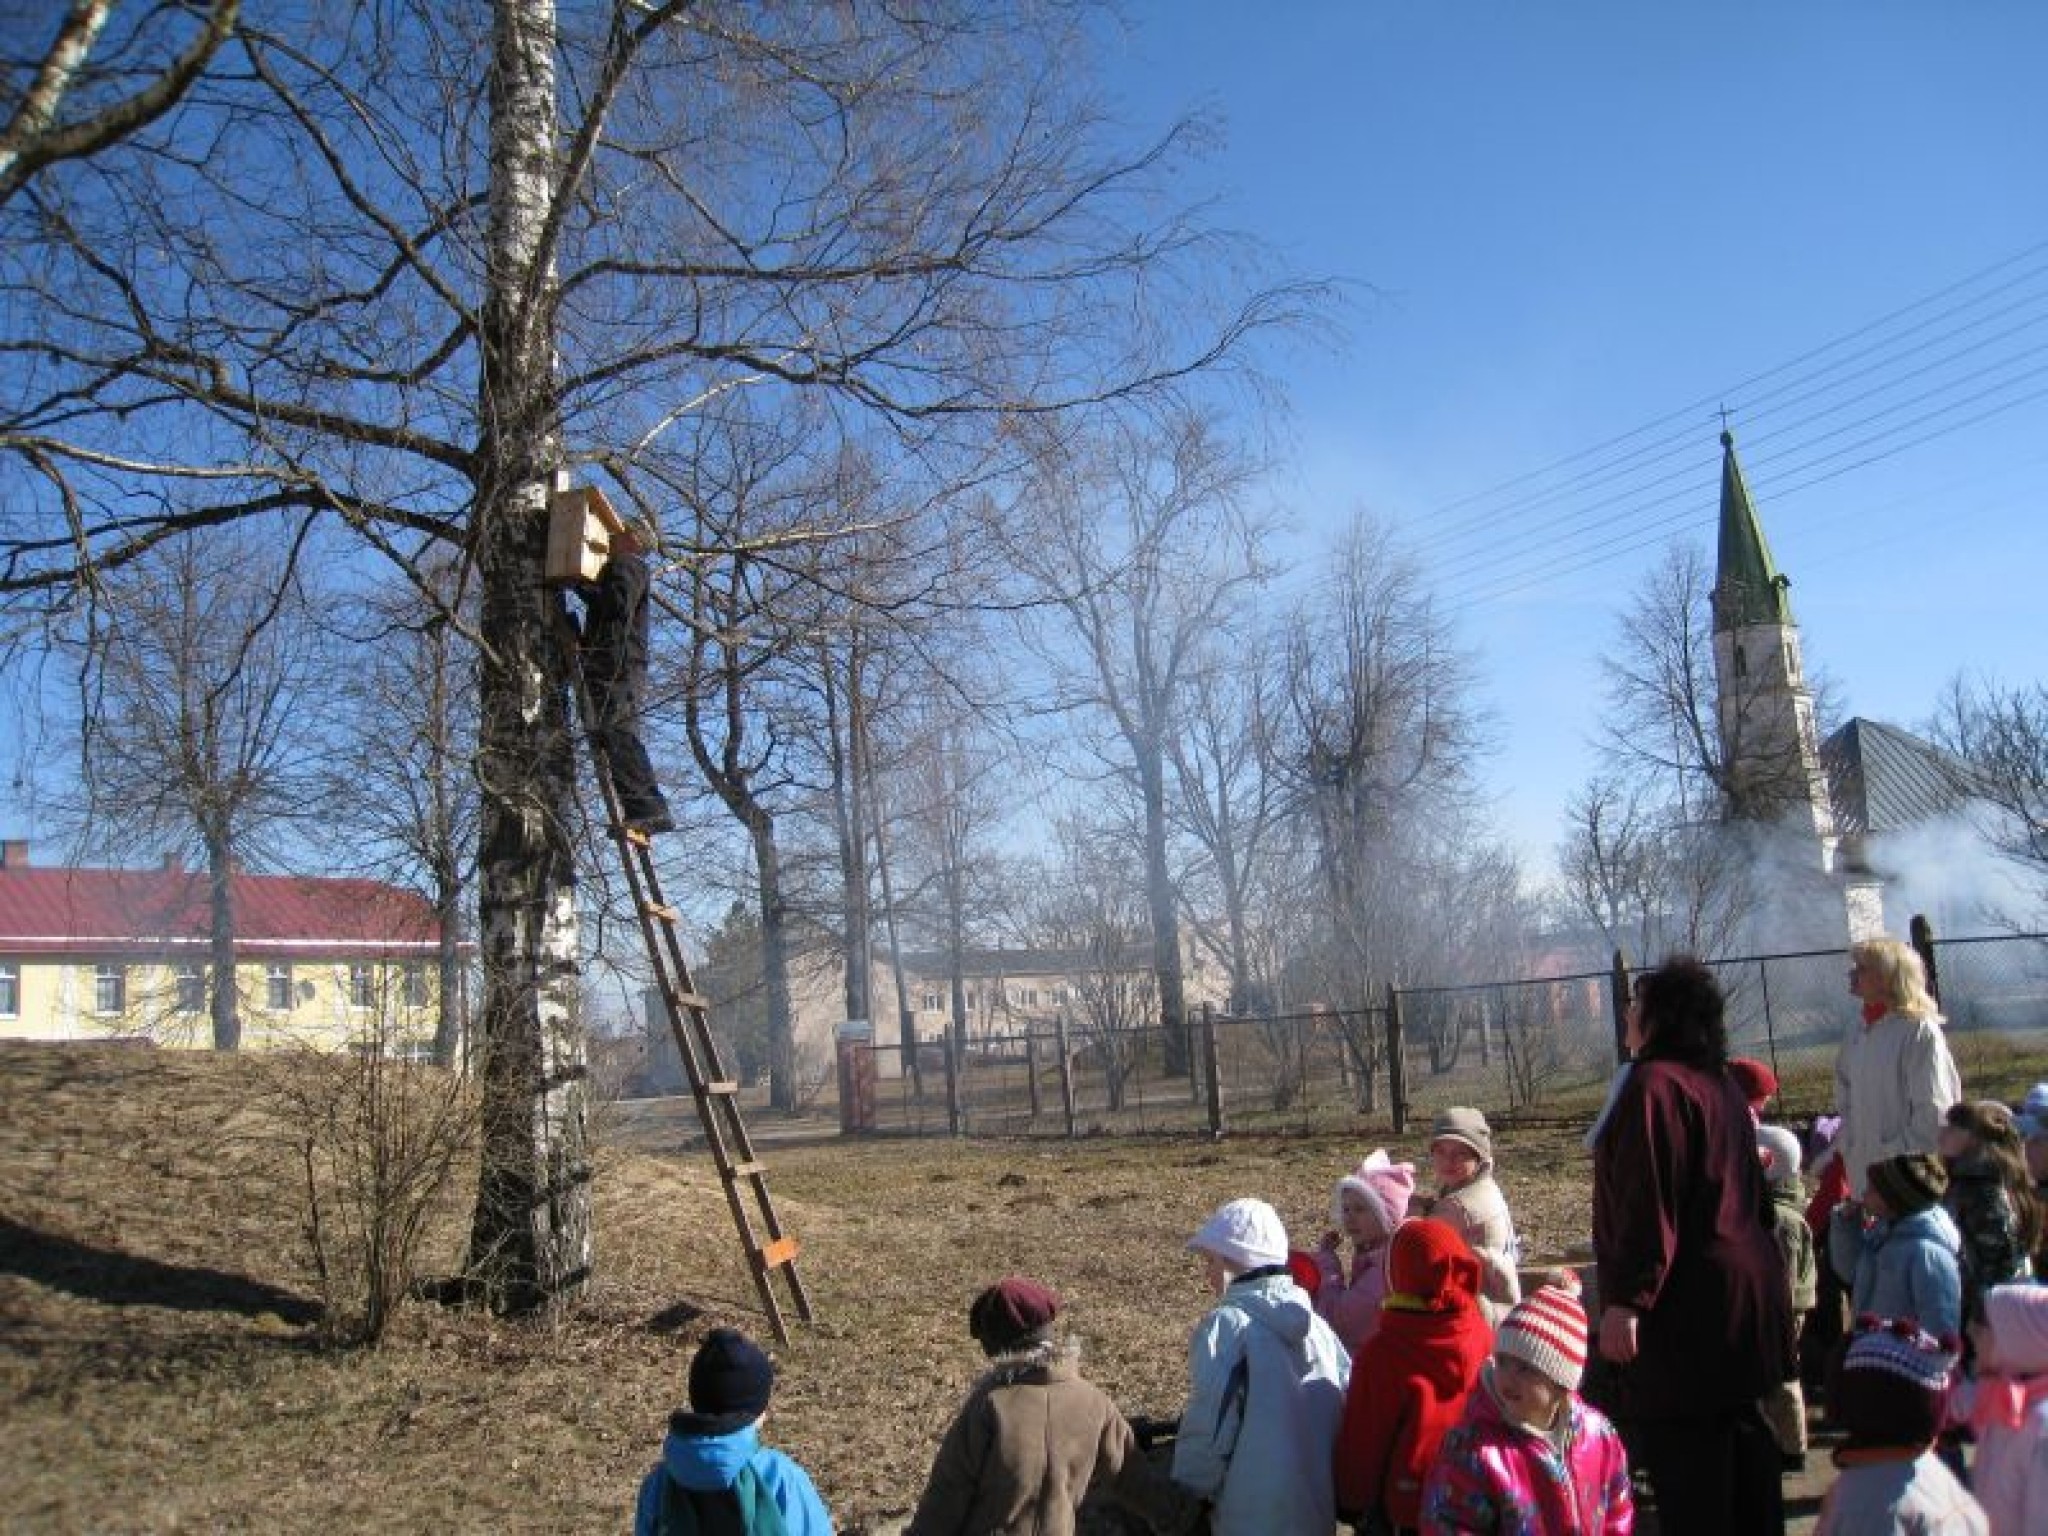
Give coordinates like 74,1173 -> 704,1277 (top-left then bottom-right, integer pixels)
1756,1124 -> 1803,1188
1187,1197 -> 1289,1272
1496,1285 -> 1588,1392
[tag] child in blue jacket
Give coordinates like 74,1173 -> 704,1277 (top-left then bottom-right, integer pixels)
1828,1152 -> 1965,1341
633,1327 -> 834,1535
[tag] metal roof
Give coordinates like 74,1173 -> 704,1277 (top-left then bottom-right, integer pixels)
1822,716 -> 1973,835
0,863 -> 442,957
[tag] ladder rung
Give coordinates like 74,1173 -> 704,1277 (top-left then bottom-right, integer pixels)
673,990 -> 711,1010
756,1236 -> 799,1270
643,900 -> 679,922
700,1080 -> 738,1096
620,825 -> 652,848
728,1160 -> 767,1179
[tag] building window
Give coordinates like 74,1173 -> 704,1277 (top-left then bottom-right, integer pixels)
923,991 -> 941,1012
0,962 -> 17,1017
175,964 -> 204,1014
403,963 -> 428,1008
349,964 -> 374,1009
94,964 -> 127,1015
1024,988 -> 1040,1007
266,963 -> 293,1011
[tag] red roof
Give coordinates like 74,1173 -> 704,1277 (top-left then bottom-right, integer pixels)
0,865 -> 442,957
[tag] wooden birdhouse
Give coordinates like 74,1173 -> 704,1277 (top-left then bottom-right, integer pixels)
545,483 -> 624,585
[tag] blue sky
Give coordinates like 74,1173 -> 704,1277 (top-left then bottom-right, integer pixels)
1101,3 -> 2048,876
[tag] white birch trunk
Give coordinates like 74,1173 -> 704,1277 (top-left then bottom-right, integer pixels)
463,0 -> 591,1312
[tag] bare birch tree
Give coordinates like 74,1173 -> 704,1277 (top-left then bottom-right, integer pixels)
1930,675 -> 2048,909
0,1 -> 1307,1311
1276,518 -> 1482,1106
319,561 -> 480,1068
64,526 -> 334,1050
1,0 -> 240,206
1169,624 -> 1296,1013
1012,408 -> 1270,1069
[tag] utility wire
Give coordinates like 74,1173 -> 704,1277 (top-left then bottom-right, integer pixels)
1408,241 -> 2048,609
1409,237 -> 2048,551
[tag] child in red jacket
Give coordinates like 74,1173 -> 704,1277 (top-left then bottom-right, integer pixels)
1333,1217 -> 1493,1536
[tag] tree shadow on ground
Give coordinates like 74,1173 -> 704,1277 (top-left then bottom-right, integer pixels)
0,1214 -> 321,1325
643,1298 -> 705,1334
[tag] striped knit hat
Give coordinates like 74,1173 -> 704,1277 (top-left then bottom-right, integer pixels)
1833,1315 -> 1957,1450
1495,1284 -> 1588,1392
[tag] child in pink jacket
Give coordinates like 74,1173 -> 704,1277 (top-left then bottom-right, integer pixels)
1421,1282 -> 1634,1535
1312,1148 -> 1416,1355
1966,1284 -> 2048,1536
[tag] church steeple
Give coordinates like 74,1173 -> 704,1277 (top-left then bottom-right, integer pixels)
1713,429 -> 1793,630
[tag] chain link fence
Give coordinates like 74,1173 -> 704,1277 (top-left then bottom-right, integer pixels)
839,930 -> 2048,1139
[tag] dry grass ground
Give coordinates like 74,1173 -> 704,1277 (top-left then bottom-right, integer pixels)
22,1032 -> 2029,1533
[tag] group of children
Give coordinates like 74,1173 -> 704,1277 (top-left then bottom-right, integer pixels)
1797,1077 -> 2048,1535
629,1086 -> 2048,1536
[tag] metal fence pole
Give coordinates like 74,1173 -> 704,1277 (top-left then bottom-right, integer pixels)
1201,1002 -> 1224,1138
1758,958 -> 1780,1081
1026,1029 -> 1043,1119
1385,984 -> 1408,1134
1609,949 -> 1632,1064
1911,913 -> 1942,1006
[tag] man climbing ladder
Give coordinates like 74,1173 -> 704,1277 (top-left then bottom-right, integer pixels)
548,482 -> 813,1344
574,521 -> 674,837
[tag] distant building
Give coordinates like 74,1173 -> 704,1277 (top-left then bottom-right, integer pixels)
1712,433 -> 1980,942
637,934 -> 1226,1095
0,839 -> 453,1053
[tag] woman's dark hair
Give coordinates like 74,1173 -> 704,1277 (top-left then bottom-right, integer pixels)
1633,955 -> 1729,1068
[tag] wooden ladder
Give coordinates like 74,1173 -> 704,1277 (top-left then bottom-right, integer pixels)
563,618 -> 814,1343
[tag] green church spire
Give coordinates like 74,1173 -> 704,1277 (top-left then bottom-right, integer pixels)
1713,429 -> 1793,630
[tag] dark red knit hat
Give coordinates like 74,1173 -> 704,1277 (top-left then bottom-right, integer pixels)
1728,1057 -> 1779,1109
1829,1315 -> 1957,1450
968,1276 -> 1061,1355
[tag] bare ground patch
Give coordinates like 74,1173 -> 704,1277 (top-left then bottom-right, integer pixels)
2,1044 -> 1600,1533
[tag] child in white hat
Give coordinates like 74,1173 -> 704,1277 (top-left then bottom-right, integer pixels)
1421,1280 -> 1634,1534
1757,1121 -> 1817,1470
1173,1197 -> 1350,1536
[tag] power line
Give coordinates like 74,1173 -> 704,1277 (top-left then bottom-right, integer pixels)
1408,237 -> 2048,554
1408,243 -> 2048,609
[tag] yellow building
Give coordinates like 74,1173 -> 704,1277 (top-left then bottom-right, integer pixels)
0,840 -> 453,1053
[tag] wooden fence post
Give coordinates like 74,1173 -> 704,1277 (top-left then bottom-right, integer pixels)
1055,1009 -> 1077,1139
944,1028 -> 962,1137
1201,1002 -> 1224,1139
1910,913 -> 1941,1006
1385,983 -> 1407,1135
1609,949 -> 1633,1065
